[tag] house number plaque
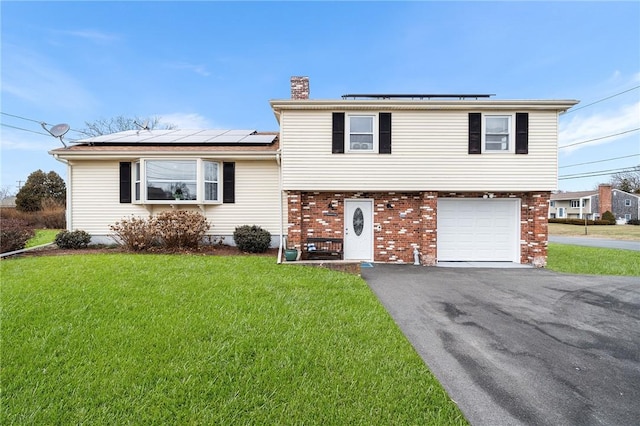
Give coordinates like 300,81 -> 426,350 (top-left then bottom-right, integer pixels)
353,207 -> 364,236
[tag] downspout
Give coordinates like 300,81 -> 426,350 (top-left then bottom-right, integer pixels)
53,154 -> 71,231
276,151 -> 283,264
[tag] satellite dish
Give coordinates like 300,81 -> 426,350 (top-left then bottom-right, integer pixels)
134,119 -> 151,135
49,123 -> 70,138
41,122 -> 70,148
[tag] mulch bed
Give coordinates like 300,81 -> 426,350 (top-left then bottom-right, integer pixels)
16,244 -> 280,258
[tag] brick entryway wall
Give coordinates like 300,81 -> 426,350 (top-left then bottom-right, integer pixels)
286,190 -> 550,266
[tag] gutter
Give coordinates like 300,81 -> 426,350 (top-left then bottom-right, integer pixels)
276,151 -> 283,264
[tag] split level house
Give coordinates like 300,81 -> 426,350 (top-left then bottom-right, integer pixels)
549,184 -> 640,222
50,76 -> 578,266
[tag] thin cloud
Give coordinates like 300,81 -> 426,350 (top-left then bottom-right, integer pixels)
56,29 -> 120,44
0,129 -> 63,152
1,44 -> 98,111
158,113 -> 217,129
165,62 -> 211,77
559,101 -> 640,153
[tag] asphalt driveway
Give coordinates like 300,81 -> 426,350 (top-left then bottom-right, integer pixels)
362,265 -> 640,426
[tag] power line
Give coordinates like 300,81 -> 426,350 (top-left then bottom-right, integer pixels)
560,154 -> 640,168
1,111 -> 43,124
558,128 -> 640,149
558,166 -> 638,180
564,85 -> 640,114
1,111 -> 88,135
0,123 -> 50,136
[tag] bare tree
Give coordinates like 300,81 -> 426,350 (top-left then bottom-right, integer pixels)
0,185 -> 14,200
79,115 -> 176,137
610,167 -> 640,194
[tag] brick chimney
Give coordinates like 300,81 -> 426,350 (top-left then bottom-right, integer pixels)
290,76 -> 309,100
599,184 -> 612,216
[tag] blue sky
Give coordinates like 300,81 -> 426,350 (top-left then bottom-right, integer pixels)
1,1 -> 639,194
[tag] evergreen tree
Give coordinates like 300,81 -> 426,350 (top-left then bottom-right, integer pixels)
15,170 -> 66,212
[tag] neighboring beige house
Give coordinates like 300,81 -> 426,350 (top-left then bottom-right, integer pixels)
549,190 -> 597,219
1,196 -> 16,208
49,130 -> 282,246
50,76 -> 578,266
271,77 -> 577,266
550,184 -> 640,222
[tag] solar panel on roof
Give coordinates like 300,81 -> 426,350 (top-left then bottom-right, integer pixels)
71,129 -> 276,145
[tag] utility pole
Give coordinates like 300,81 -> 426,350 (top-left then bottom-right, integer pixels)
16,180 -> 23,192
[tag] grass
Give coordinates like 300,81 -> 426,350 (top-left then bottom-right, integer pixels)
1,255 -> 467,425
547,243 -> 640,276
24,229 -> 60,248
548,223 -> 640,240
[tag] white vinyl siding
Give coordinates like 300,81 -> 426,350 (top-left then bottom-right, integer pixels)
69,160 -> 281,238
280,109 -> 559,192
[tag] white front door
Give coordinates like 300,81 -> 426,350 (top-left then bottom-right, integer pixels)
344,199 -> 373,261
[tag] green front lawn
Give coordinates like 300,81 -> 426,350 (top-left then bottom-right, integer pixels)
24,229 -> 60,248
547,243 -> 640,276
1,255 -> 467,425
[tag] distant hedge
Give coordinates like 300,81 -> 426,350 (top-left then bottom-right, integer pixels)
548,218 -> 615,226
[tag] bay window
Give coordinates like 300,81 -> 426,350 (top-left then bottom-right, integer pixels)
133,159 -> 220,203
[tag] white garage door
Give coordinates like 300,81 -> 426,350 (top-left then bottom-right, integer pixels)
437,199 -> 520,262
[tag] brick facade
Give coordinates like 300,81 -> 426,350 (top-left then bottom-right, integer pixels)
287,190 -> 550,266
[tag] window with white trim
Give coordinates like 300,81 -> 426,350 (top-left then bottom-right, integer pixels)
625,199 -> 631,206
135,162 -> 141,200
347,115 -> 376,152
134,159 -> 220,203
550,201 -> 555,207
625,214 -> 631,221
484,115 -> 512,152
570,200 -> 586,208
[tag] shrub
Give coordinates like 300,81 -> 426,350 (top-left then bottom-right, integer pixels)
155,210 -> 210,250
548,218 -> 614,226
55,230 -> 91,249
39,199 -> 66,229
1,219 -> 35,253
110,215 -> 159,251
627,219 -> 640,226
601,210 -> 616,225
233,225 -> 272,253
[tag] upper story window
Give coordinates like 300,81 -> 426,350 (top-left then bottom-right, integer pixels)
347,115 -> 376,152
469,112 -> 528,155
484,115 -> 512,152
332,112 -> 391,154
570,200 -> 586,208
134,159 -> 220,203
625,199 -> 632,206
550,201 -> 556,207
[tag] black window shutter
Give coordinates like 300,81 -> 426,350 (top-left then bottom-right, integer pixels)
223,162 -> 235,203
332,112 -> 345,154
119,162 -> 132,203
515,112 -> 529,154
468,113 -> 482,154
379,112 -> 392,154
